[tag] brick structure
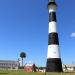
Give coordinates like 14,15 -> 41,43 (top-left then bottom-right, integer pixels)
24,63 -> 36,72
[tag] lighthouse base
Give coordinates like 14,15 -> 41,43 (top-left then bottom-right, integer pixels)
46,58 -> 63,72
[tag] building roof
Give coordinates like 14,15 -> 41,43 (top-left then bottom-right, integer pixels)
25,63 -> 33,67
0,60 -> 18,64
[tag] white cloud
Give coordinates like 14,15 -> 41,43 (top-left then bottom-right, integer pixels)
71,32 -> 75,37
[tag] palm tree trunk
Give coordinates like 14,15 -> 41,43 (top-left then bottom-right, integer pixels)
22,58 -> 23,67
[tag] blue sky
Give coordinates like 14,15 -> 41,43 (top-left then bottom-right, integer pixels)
0,0 -> 75,66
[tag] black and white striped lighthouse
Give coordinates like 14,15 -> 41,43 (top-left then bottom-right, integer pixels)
46,0 -> 63,72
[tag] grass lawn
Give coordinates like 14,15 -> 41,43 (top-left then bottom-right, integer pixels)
0,70 -> 75,75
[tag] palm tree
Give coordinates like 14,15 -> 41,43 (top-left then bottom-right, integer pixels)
20,52 -> 26,67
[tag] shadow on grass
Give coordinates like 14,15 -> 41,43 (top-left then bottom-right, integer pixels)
0,73 -> 8,74
64,71 -> 75,73
45,71 -> 75,75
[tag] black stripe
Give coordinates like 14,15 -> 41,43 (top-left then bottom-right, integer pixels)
48,33 -> 59,45
49,12 -> 57,22
46,58 -> 63,72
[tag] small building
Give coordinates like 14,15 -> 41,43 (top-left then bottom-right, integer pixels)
24,63 -> 36,72
38,67 -> 46,72
0,60 -> 19,70
62,64 -> 75,71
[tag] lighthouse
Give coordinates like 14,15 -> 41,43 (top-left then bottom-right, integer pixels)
46,0 -> 63,72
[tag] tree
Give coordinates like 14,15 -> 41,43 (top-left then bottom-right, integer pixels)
20,52 -> 26,67
32,64 -> 37,72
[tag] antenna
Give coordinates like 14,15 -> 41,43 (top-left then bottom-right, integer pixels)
49,0 -> 55,2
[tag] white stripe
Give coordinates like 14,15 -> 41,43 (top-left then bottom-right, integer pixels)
47,45 -> 60,58
48,22 -> 57,33
48,5 -> 57,13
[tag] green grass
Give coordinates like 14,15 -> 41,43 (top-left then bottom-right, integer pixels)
0,70 -> 75,75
